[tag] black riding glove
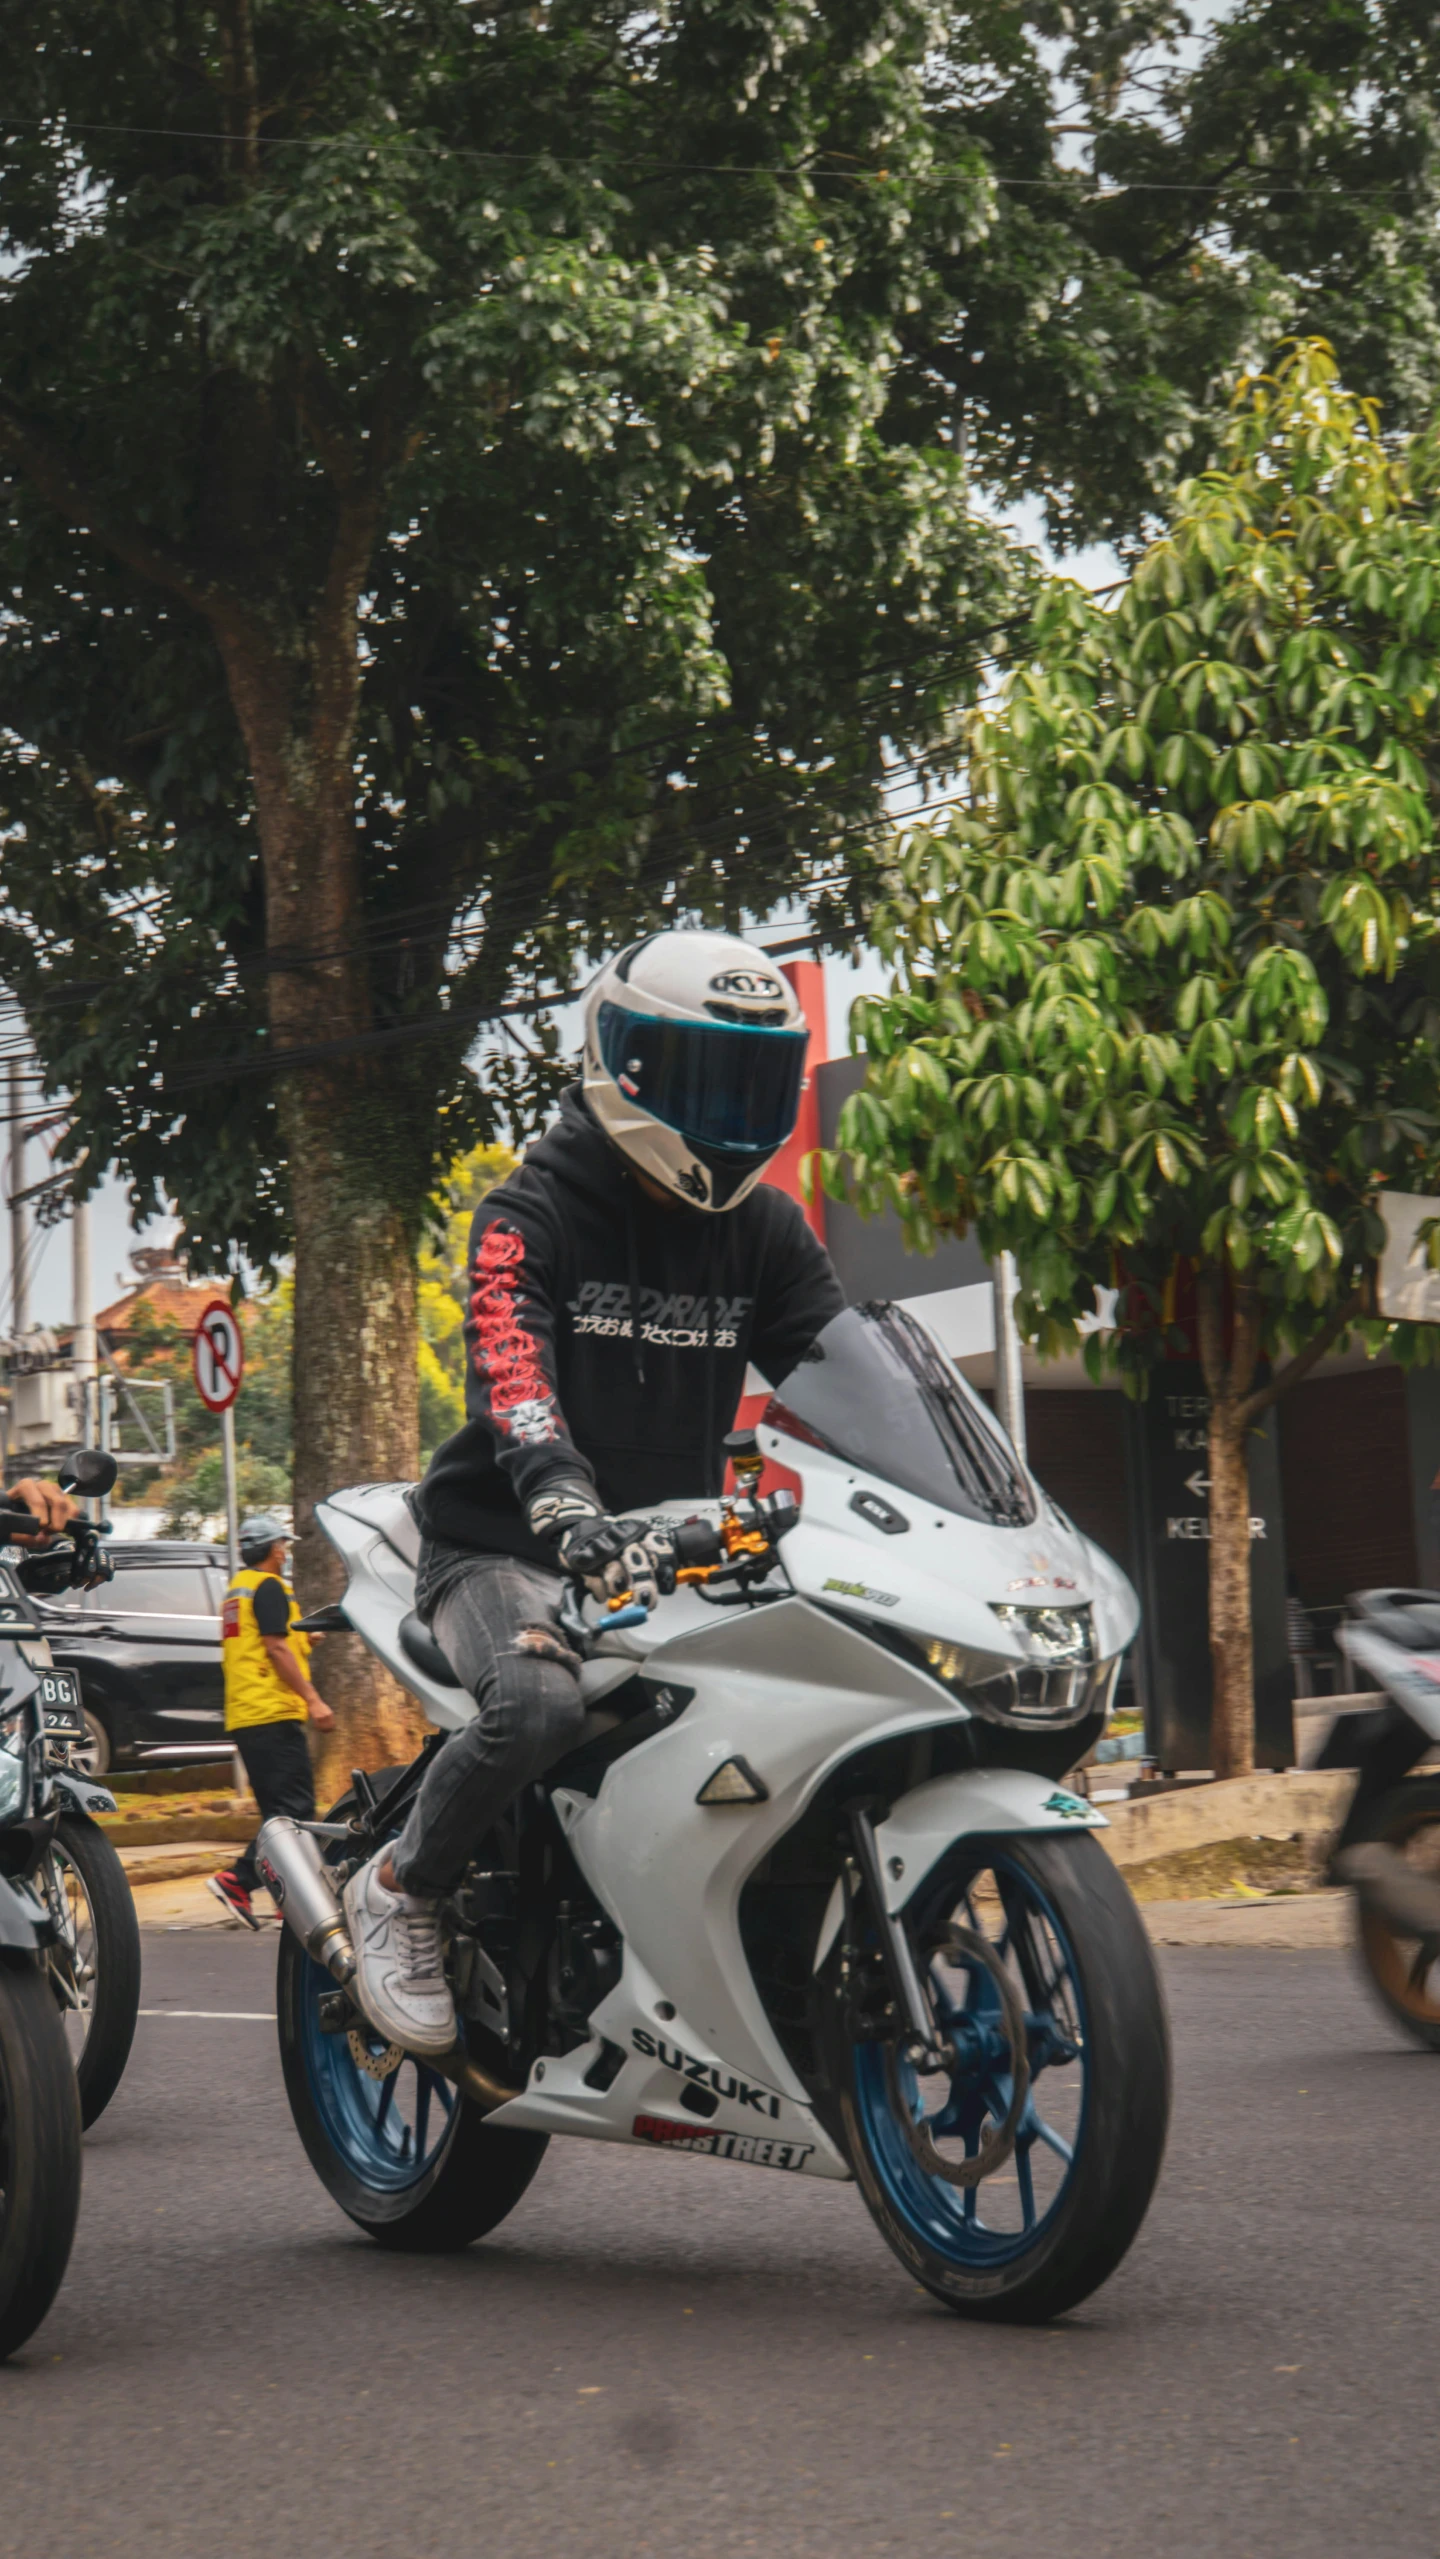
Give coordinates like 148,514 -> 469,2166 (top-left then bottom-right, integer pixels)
526,1485 -> 674,1617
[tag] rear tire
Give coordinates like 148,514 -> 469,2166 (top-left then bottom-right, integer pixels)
0,1956 -> 83,2357
1346,1776 -> 1440,2050
276,1923 -> 547,2251
43,1812 -> 143,2128
826,1832 -> 1171,2323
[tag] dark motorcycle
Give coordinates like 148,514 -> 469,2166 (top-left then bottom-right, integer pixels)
2,1450 -> 141,2129
0,1449 -> 132,2351
1317,1586 -> 1440,2048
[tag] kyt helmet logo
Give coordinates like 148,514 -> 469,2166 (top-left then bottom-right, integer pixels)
709,969 -> 782,999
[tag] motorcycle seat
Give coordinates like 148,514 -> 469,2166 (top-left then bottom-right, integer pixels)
399,1611 -> 462,1687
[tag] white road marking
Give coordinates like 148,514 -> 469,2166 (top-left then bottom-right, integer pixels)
139,2009 -> 276,2021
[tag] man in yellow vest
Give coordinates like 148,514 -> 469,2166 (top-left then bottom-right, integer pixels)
208,1514 -> 334,1929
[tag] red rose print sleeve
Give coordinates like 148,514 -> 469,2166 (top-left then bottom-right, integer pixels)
462,1202 -> 596,1511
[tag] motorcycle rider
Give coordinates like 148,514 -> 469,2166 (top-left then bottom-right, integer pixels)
343,929 -> 845,2056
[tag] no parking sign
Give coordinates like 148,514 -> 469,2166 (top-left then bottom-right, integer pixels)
192,1300 -> 244,1413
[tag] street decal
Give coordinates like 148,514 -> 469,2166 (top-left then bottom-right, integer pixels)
632,2114 -> 813,2171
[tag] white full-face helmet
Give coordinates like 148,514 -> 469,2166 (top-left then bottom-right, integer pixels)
583,929 -> 810,1212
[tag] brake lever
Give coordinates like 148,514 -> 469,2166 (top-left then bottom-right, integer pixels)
558,1580 -> 652,1647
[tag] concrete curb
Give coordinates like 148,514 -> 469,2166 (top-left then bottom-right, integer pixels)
118,1842 -> 242,1887
100,1809 -> 255,1849
1096,1771 -> 1351,1868
111,1771 -> 1360,1908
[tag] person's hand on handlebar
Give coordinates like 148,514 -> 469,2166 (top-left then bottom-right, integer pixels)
528,1482 -> 676,1616
3,1478 -> 79,1545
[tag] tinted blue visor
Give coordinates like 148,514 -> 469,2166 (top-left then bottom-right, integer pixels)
597,1002 -> 808,1157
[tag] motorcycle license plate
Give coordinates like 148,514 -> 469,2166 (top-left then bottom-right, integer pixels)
39,1671 -> 84,1735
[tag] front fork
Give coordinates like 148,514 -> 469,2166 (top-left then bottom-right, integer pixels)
837,1809 -> 1035,2188
846,1806 -> 949,2068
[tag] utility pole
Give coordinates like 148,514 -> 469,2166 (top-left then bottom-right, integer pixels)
7,1060 -> 27,1338
72,1190 -> 96,1456
992,1250 -> 1028,1463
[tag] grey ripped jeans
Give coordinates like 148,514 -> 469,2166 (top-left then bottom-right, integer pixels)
390,1543 -> 586,1897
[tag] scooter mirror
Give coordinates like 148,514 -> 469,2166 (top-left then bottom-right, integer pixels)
57,1447 -> 119,1497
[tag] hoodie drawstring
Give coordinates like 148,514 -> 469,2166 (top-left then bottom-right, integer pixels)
625,1184 -> 647,1388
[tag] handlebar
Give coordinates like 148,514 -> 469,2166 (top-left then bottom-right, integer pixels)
559,1492 -> 798,1647
0,1511 -> 114,1593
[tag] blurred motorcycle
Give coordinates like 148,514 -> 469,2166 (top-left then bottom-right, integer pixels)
1317,1586 -> 1440,2047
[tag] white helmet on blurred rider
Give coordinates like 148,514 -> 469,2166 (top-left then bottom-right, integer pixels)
583,929 -> 810,1212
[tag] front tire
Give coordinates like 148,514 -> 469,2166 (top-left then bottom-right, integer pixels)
1345,1776 -> 1440,2050
41,1812 -> 143,2128
826,1833 -> 1171,2323
0,1957 -> 83,2357
276,1928 -> 547,2251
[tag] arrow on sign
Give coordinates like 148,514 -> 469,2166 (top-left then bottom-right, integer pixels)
1183,1468 -> 1211,1500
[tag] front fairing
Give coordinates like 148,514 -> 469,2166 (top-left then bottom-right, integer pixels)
762,1301 -> 1138,1679
773,1435 -> 1138,1671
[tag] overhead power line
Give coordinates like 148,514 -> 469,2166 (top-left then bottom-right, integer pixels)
0,111 -> 1425,205
1,581 -> 1064,1025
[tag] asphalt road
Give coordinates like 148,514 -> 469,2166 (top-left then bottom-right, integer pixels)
4,1924 -> 1435,2559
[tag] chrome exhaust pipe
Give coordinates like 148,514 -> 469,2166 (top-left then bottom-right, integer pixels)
432,2044 -> 524,2115
256,1816 -> 356,1983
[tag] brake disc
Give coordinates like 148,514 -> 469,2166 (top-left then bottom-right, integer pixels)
885,1922 -> 1031,2189
347,2027 -> 405,2081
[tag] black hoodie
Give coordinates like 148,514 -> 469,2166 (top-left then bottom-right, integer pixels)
414,1089 -> 845,1563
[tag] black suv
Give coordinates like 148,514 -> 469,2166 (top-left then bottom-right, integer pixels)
38,1540 -> 228,1774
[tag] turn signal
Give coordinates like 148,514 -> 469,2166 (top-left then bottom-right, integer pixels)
696,1757 -> 769,1806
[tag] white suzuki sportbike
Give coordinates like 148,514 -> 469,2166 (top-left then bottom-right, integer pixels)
262,1302 -> 1169,2322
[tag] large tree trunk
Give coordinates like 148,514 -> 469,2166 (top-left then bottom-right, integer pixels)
1195,1265 -> 1262,1781
1204,1403 -> 1254,1780
215,577 -> 429,1790
285,1075 -> 425,1792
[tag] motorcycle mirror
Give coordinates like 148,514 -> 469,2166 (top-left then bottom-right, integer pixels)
57,1447 -> 119,1497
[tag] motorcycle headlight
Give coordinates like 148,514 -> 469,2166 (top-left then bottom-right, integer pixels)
923,1607 -> 1118,1730
988,1603 -> 1094,1666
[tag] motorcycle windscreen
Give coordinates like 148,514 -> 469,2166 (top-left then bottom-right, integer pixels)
767,1300 -> 1036,1528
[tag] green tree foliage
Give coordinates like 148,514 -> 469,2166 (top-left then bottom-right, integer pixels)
14,1 -> 1428,1276
116,1292 -> 294,1535
5,3 -> 1438,1760
824,343 -> 1440,1775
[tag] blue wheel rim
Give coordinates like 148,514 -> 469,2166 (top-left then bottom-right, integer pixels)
298,1953 -> 457,2195
853,1852 -> 1089,2270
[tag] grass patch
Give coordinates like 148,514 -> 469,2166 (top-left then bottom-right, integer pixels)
1120,1833 -> 1325,1904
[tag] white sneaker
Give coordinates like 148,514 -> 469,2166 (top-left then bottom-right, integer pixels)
341,1850 -> 456,2060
